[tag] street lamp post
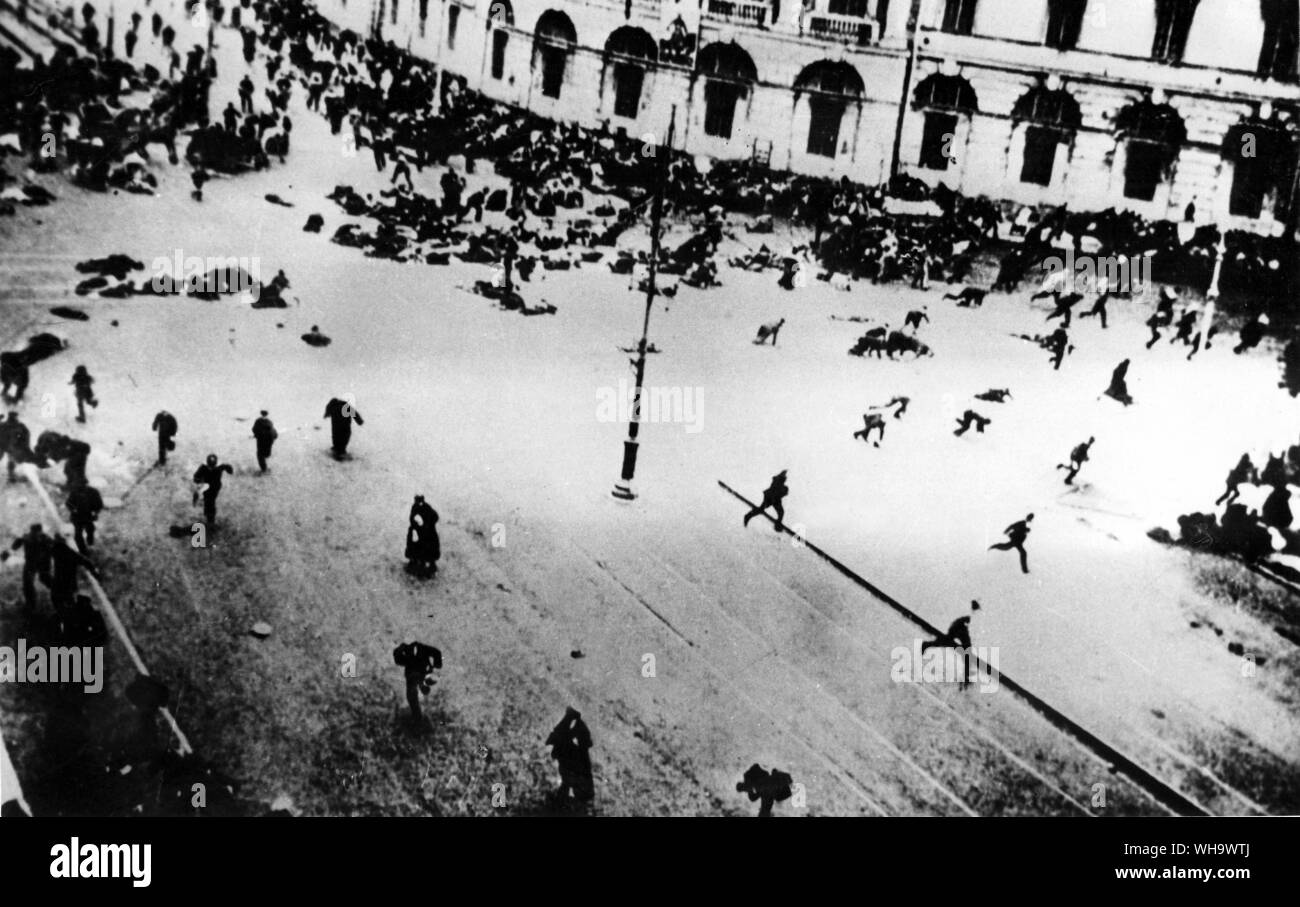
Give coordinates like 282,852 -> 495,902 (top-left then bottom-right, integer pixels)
1200,233 -> 1227,348
612,107 -> 676,501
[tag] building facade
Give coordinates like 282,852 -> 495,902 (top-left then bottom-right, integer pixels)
312,0 -> 1300,236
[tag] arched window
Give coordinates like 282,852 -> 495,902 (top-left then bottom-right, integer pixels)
1012,86 -> 1081,185
1115,99 -> 1186,200
1223,116 -> 1299,218
795,61 -> 865,158
695,42 -> 757,140
488,2 -> 515,81
1258,0 -> 1299,81
912,73 -> 977,170
533,10 -> 577,99
605,27 -> 658,119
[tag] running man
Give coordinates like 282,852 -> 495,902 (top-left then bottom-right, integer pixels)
743,470 -> 789,531
989,514 -> 1033,573
1057,436 -> 1094,485
1214,454 -> 1256,506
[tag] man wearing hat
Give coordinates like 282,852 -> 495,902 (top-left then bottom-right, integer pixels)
392,637 -> 442,723
193,454 -> 234,524
546,707 -> 595,806
251,410 -> 278,473
405,495 -> 440,578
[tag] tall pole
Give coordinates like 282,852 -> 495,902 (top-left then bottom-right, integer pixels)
1199,232 -> 1225,350
612,106 -> 676,501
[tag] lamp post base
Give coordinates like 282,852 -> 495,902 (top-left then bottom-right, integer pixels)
611,439 -> 639,500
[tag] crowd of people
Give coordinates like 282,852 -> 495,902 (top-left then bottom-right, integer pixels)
2,0 -> 1296,818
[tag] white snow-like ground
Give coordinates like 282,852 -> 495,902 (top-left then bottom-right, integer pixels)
1,1 -> 1299,815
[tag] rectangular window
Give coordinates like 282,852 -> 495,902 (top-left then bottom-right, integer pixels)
447,5 -> 459,50
704,81 -> 742,139
1020,126 -> 1058,185
1123,141 -> 1165,201
491,30 -> 508,80
1228,155 -> 1267,218
941,0 -> 977,35
1258,0 -> 1299,80
807,98 -> 844,158
919,112 -> 957,170
1044,0 -> 1085,50
541,46 -> 566,98
613,63 -> 644,119
829,0 -> 870,16
1151,0 -> 1199,63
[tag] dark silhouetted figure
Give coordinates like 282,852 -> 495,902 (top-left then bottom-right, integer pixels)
11,523 -> 52,611
921,602 -> 980,689
953,410 -> 991,436
754,318 -> 785,346
405,495 -> 440,578
152,410 -> 178,465
1057,437 -> 1094,485
1262,483 -> 1293,531
1215,454 -> 1256,506
989,514 -> 1033,573
944,286 -> 987,308
70,365 -> 98,423
546,707 -> 595,807
885,395 -> 911,418
904,308 -> 929,330
191,166 -> 209,201
1170,308 -> 1198,347
1144,313 -> 1165,349
66,482 -> 103,554
1047,327 -> 1071,370
736,763 -> 795,816
324,398 -> 363,458
252,410 -> 277,472
1103,359 -> 1133,406
853,413 -> 887,445
193,454 -> 234,523
49,533 -> 96,614
1234,314 -> 1267,354
974,388 -> 1012,403
743,470 -> 789,530
1,412 -> 36,482
393,639 -> 442,724
1045,291 -> 1084,328
1078,293 -> 1109,329
60,593 -> 106,648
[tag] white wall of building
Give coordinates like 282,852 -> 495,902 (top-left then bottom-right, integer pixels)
315,0 -> 1300,233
